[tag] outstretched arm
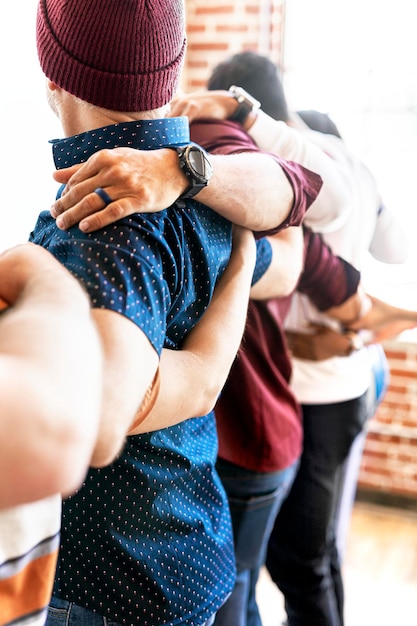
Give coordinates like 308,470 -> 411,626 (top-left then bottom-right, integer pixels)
49,93 -> 322,234
36,220 -> 258,465
0,243 -> 103,508
286,286 -> 417,361
346,292 -> 417,341
50,146 -> 300,234
250,226 -> 304,300
171,89 -> 352,233
128,226 -> 257,433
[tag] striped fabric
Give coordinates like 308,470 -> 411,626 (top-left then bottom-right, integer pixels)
0,495 -> 61,626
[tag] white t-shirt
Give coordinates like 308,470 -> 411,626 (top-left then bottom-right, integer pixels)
250,113 -> 408,403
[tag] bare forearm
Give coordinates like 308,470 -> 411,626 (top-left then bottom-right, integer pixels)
0,268 -> 103,507
172,90 -> 348,232
348,295 -> 417,337
143,291 -> 250,428
325,285 -> 417,344
131,229 -> 256,431
325,285 -> 371,325
171,91 -> 296,229
51,146 -> 294,233
250,226 -> 304,299
249,112 -> 353,232
199,152 -> 294,231
89,308 -> 159,465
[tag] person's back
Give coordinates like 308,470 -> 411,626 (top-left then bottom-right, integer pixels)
34,65 -> 417,626
207,49 -> 409,626
32,3 -> 322,624
281,118 -> 407,569
33,2 -> 238,623
285,121 -> 407,406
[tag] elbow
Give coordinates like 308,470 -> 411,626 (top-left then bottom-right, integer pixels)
89,440 -> 125,469
88,420 -> 127,468
0,373 -> 102,506
279,280 -> 298,298
280,261 -> 303,296
20,415 -> 96,502
194,374 -> 227,418
47,413 -> 100,495
193,385 -> 221,419
371,246 -> 409,264
198,393 -> 219,418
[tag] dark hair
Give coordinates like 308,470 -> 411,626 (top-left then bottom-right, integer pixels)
207,51 -> 289,122
296,110 -> 343,139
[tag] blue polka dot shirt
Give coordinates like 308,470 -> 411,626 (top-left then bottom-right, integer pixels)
29,118 -> 271,625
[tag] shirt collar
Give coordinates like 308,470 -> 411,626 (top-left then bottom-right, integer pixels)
50,117 -> 190,170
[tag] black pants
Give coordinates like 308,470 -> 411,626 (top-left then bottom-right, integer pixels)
266,392 -> 368,626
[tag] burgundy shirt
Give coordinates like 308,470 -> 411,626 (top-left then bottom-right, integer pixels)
215,227 -> 360,472
191,119 -> 359,473
191,119 -> 323,235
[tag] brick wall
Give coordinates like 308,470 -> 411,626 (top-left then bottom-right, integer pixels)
358,341 -> 417,503
183,2 -> 417,505
183,0 -> 285,91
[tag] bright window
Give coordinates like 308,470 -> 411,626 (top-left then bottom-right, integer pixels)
283,0 -> 417,321
0,2 -> 61,251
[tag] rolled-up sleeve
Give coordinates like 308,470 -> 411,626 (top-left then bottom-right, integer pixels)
298,226 -> 360,311
191,118 -> 323,238
255,157 -> 322,237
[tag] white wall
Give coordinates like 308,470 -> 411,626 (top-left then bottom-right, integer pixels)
0,2 -> 61,251
283,0 -> 417,311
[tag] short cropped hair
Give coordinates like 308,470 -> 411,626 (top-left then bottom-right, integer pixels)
208,51 -> 289,122
297,110 -> 343,139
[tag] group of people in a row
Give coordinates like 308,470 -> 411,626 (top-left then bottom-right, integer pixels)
1,2 -> 414,626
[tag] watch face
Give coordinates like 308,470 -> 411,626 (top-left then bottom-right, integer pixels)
188,146 -> 213,182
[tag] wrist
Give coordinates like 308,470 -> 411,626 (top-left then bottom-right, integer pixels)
228,86 -> 261,127
162,148 -> 189,197
242,109 -> 259,131
344,293 -> 373,328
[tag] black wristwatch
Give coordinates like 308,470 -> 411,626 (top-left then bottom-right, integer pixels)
171,144 -> 213,205
229,85 -> 261,125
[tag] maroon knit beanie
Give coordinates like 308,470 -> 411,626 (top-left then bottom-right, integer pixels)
36,0 -> 187,112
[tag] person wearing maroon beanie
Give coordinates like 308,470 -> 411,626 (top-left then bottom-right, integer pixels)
29,1 -> 323,625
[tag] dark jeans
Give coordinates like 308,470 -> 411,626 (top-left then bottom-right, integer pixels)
266,393 -> 368,626
214,458 -> 299,626
47,597 -> 216,626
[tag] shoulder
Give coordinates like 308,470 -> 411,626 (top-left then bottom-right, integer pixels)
190,119 -> 257,155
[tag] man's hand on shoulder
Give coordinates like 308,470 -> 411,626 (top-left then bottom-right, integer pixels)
50,147 -> 189,232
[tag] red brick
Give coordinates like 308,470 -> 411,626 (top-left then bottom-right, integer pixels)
195,6 -> 234,15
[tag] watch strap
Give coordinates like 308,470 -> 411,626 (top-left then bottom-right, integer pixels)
170,144 -> 213,205
229,85 -> 261,125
